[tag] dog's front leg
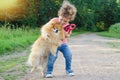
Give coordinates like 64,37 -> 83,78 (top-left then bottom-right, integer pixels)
50,45 -> 58,56
41,68 -> 47,78
31,66 -> 37,73
41,62 -> 48,77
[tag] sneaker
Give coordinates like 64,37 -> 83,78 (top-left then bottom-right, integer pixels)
45,74 -> 53,78
66,71 -> 75,76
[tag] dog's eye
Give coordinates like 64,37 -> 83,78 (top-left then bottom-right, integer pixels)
53,28 -> 58,33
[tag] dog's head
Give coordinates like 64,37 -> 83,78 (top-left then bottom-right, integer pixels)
41,20 -> 65,42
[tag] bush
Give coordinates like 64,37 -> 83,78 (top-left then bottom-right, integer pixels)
109,23 -> 120,33
19,0 -> 39,27
95,21 -> 105,31
38,0 -> 62,25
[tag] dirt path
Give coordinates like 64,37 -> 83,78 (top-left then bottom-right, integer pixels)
1,33 -> 120,80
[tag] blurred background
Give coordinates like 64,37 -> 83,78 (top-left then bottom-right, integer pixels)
0,0 -> 120,31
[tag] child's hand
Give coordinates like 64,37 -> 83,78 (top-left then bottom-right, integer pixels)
64,24 -> 76,34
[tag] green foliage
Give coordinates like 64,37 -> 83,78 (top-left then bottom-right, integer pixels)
1,0 -> 120,31
38,0 -> 63,25
96,0 -> 119,28
96,21 -> 105,31
19,0 -> 39,27
70,0 -> 120,31
109,23 -> 120,34
70,0 -> 96,31
30,0 -> 120,31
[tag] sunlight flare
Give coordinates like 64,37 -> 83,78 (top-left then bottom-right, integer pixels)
0,0 -> 17,9
0,0 -> 29,21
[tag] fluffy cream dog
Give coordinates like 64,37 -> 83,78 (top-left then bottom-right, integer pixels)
28,20 -> 65,77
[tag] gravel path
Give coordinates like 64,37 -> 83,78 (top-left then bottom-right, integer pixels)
22,33 -> 120,80
2,33 -> 120,80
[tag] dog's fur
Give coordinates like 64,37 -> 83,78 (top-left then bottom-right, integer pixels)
28,20 -> 65,76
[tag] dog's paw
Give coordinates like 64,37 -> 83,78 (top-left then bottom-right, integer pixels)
31,67 -> 37,73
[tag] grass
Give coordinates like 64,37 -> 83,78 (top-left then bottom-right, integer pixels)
0,55 -> 29,80
0,25 -> 38,79
97,31 -> 120,39
3,74 -> 17,80
0,25 -> 39,55
0,56 -> 27,73
97,31 -> 120,48
0,26 -> 38,79
71,28 -> 87,36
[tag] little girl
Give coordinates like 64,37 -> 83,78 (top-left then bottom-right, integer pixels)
45,0 -> 77,78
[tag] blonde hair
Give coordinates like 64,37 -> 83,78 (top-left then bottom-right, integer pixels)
58,0 -> 77,21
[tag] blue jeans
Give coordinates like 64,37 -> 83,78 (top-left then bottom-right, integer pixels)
46,43 -> 73,74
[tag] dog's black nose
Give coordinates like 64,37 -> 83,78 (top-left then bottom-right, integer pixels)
55,29 -> 58,33
53,28 -> 58,33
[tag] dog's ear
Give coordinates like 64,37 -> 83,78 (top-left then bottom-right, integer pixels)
50,20 -> 57,27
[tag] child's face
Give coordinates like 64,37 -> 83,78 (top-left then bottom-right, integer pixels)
59,16 -> 70,26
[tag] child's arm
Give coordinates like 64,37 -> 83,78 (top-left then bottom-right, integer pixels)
65,30 -> 72,38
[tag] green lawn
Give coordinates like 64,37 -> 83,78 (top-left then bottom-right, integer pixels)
0,26 -> 39,55
97,31 -> 120,39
